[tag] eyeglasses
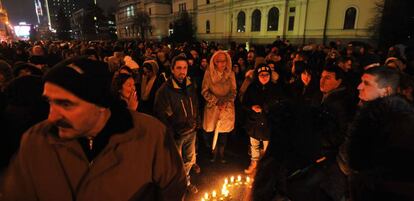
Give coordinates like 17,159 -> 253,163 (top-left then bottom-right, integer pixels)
259,73 -> 270,78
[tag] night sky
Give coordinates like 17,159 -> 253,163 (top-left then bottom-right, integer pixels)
2,0 -> 117,25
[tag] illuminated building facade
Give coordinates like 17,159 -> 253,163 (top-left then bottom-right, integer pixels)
195,0 -> 377,44
116,0 -> 172,40
117,0 -> 377,44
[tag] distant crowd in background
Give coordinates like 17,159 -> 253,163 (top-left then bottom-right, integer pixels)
0,38 -> 414,201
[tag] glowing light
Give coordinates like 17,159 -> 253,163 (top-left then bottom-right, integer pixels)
212,190 -> 217,198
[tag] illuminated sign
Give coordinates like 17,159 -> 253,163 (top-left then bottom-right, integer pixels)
14,22 -> 31,40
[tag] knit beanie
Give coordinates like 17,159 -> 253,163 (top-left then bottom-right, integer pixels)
255,63 -> 272,75
44,57 -> 113,107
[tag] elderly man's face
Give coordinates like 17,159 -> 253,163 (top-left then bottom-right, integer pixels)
43,82 -> 105,139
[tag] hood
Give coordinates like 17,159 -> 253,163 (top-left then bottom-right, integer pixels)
124,56 -> 139,69
207,50 -> 233,83
143,59 -> 159,75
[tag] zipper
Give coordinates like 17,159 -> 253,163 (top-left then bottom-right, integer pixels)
189,97 -> 194,116
180,99 -> 188,117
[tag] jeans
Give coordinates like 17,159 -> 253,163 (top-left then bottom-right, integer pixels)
250,137 -> 269,161
174,131 -> 196,184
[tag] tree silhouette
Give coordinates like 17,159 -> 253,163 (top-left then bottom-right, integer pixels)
75,3 -> 111,40
132,11 -> 151,40
170,11 -> 196,43
369,0 -> 414,48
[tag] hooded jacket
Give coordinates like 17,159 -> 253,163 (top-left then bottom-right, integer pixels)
201,51 -> 237,133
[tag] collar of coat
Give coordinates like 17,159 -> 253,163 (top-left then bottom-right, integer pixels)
46,105 -> 134,148
170,76 -> 192,89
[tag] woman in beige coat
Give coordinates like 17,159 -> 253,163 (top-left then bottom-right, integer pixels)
202,51 -> 237,163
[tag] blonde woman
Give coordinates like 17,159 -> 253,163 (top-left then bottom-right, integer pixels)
202,51 -> 237,163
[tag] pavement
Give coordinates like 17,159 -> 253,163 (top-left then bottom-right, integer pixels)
185,130 -> 252,201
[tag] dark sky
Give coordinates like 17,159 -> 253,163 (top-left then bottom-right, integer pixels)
3,0 -> 117,25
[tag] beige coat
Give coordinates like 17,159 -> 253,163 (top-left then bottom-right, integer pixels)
202,51 -> 237,133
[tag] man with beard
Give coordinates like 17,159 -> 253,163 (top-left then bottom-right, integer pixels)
154,55 -> 199,194
1,57 -> 186,201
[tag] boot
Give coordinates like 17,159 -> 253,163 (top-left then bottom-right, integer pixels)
210,149 -> 217,163
244,160 -> 257,174
219,146 -> 226,163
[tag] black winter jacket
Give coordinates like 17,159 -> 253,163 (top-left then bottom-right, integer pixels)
154,77 -> 199,138
345,95 -> 414,201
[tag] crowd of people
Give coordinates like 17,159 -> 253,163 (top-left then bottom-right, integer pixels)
0,38 -> 413,201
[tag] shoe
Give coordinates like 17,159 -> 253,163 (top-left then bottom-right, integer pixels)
244,160 -> 258,174
187,183 -> 198,194
192,163 -> 201,174
210,154 -> 216,163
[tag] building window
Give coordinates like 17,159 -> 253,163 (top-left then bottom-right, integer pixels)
127,5 -> 134,17
206,20 -> 210,33
179,3 -> 187,13
343,7 -> 357,29
288,16 -> 294,31
149,8 -> 151,15
267,7 -> 279,31
206,0 -> 210,4
237,11 -> 246,32
251,9 -> 261,32
289,7 -> 296,13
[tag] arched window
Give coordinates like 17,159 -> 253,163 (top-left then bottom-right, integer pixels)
267,7 -> 279,31
206,20 -> 210,33
251,9 -> 261,32
237,11 -> 246,32
343,7 -> 357,29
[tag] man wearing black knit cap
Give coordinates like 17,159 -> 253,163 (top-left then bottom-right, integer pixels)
1,57 -> 186,201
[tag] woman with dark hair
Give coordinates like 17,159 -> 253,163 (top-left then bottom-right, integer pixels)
242,64 -> 285,174
290,66 -> 321,105
111,72 -> 138,111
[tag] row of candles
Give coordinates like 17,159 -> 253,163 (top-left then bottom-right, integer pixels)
200,175 -> 252,201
